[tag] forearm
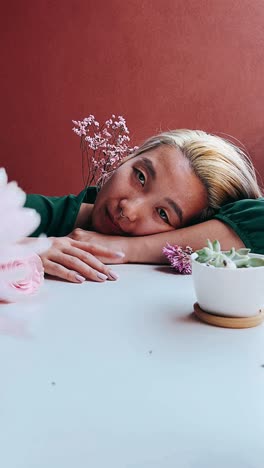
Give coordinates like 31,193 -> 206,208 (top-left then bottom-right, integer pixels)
68,219 -> 245,265
125,220 -> 245,263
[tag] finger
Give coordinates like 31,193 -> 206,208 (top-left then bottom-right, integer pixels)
70,240 -> 125,259
44,258 -> 110,283
43,260 -> 87,283
62,246 -> 119,281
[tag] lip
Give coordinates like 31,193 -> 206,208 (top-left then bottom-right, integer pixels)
105,208 -> 126,235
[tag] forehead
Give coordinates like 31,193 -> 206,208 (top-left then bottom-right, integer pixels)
132,145 -> 193,182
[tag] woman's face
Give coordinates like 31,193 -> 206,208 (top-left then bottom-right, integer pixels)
91,145 -> 208,236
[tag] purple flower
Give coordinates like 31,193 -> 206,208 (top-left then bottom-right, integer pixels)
163,243 -> 193,274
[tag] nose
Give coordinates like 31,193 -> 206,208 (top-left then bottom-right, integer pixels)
119,198 -> 145,223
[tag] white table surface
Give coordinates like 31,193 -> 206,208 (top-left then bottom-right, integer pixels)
0,264 -> 263,468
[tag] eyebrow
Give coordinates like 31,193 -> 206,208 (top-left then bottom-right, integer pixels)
141,157 -> 156,180
140,157 -> 183,224
165,197 -> 183,224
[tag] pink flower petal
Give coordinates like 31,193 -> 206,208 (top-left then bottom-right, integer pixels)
0,254 -> 44,302
163,243 -> 193,275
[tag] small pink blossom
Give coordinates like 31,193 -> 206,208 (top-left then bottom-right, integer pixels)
72,114 -> 137,187
163,243 -> 193,274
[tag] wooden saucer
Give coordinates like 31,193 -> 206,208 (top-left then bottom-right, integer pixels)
193,302 -> 264,329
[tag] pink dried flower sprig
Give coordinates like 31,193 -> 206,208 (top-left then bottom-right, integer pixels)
163,243 -> 193,275
72,114 -> 138,187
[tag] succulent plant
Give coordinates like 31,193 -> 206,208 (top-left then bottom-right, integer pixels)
195,240 -> 264,269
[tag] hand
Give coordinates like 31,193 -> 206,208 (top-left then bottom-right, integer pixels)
40,236 -> 125,283
68,228 -> 131,263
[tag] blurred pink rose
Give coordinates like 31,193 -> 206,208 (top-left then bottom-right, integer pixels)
0,254 -> 44,303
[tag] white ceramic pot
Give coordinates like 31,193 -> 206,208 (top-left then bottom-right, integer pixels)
191,253 -> 264,317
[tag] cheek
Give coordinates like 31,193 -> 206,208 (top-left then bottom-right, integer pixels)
94,176 -> 116,208
101,170 -> 127,197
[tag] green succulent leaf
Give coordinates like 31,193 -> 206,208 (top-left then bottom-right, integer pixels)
234,258 -> 251,268
236,248 -> 251,256
212,240 -> 221,252
195,239 -> 264,269
247,257 -> 264,267
224,247 -> 236,259
207,239 -> 213,250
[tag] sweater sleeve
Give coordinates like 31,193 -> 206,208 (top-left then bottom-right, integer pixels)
25,189 -> 88,237
213,198 -> 264,254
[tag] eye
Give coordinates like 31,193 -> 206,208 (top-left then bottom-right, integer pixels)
157,208 -> 169,224
134,168 -> 145,186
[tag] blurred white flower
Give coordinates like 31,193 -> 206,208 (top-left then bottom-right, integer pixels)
0,168 -> 51,302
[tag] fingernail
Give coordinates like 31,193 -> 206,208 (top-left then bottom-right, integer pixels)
108,270 -> 119,281
75,274 -> 86,283
97,272 -> 108,281
115,251 -> 125,257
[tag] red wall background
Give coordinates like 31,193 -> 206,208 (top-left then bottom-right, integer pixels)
1,0 -> 264,195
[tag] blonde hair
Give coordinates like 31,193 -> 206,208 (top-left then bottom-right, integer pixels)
126,129 -> 262,220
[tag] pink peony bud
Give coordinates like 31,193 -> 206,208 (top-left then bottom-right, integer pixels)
0,254 -> 44,303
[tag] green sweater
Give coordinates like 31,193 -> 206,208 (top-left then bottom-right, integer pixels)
25,189 -> 264,254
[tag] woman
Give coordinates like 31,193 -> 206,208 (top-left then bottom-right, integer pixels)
26,130 -> 264,283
